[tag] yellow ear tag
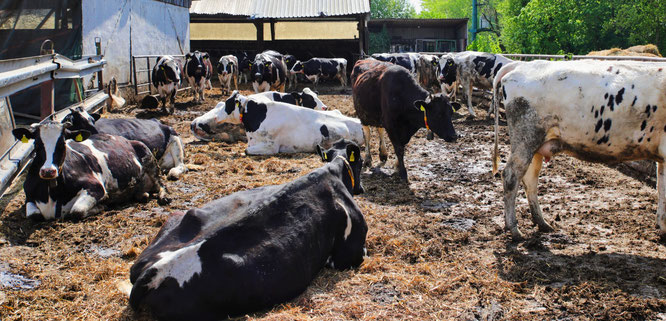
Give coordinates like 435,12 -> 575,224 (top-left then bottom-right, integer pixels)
323,153 -> 328,160
75,133 -> 83,142
420,105 -> 425,112
21,135 -> 29,143
349,151 -> 355,162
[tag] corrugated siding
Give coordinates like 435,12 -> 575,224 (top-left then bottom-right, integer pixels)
190,0 -> 370,18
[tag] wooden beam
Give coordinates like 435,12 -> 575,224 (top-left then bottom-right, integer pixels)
270,20 -> 276,41
254,21 -> 264,51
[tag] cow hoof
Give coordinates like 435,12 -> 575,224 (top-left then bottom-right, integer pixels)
426,131 -> 434,141
538,222 -> 555,233
158,196 -> 171,205
378,154 -> 388,163
509,229 -> 524,241
363,158 -> 372,168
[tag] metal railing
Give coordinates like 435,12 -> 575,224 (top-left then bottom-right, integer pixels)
502,53 -> 666,62
131,54 -> 190,96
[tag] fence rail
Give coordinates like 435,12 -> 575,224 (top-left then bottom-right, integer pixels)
131,55 -> 190,96
502,54 -> 666,62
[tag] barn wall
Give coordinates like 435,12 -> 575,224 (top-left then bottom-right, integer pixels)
82,0 -> 190,86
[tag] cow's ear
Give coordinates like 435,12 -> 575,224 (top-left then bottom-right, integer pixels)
65,129 -> 91,142
414,100 -> 428,111
185,53 -> 191,59
315,145 -> 327,162
13,127 -> 35,143
346,144 -> 361,164
451,102 -> 461,113
91,113 -> 101,121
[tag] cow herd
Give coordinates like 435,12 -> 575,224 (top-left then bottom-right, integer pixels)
9,48 -> 666,321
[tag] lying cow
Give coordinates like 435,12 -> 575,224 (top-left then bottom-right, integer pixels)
12,121 -> 168,220
190,89 -> 327,141
290,58 -> 348,89
129,140 -> 367,320
236,95 -> 363,155
252,50 -> 288,93
63,107 -> 187,180
152,56 -> 181,114
492,60 -> 666,240
352,59 -> 460,181
184,51 -> 213,103
216,55 -> 238,96
439,51 -> 512,118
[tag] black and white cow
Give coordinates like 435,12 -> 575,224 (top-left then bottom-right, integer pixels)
216,55 -> 238,96
189,89 -> 327,142
236,52 -> 252,84
352,59 -> 460,181
129,140 -> 367,320
62,107 -> 187,180
251,50 -> 288,93
184,51 -> 213,103
371,53 -> 420,77
152,56 -> 181,114
438,51 -> 512,118
12,121 -> 169,220
284,54 -> 298,89
290,58 -> 348,88
416,54 -> 441,92
492,60 -> 666,240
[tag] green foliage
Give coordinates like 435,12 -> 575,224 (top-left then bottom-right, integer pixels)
419,0 -> 471,18
467,33 -> 502,53
369,25 -> 392,54
370,0 -> 416,19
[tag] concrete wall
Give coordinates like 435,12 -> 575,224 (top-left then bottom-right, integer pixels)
81,0 -> 190,86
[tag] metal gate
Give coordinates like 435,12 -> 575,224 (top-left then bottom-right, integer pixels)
131,55 -> 190,96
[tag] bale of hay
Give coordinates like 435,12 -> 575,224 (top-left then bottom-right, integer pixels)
587,45 -> 661,57
626,44 -> 661,57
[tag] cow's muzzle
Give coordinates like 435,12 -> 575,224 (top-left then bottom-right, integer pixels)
39,167 -> 58,180
254,73 -> 262,81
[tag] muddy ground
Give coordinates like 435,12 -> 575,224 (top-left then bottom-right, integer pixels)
1,81 -> 666,321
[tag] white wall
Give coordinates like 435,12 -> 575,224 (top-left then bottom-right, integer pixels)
82,0 -> 190,86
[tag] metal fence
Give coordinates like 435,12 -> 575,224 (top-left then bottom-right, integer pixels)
502,53 -> 666,62
131,55 -> 191,96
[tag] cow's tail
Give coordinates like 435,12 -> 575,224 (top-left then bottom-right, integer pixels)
492,61 -> 519,176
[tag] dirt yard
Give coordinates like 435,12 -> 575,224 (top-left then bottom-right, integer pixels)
1,82 -> 666,321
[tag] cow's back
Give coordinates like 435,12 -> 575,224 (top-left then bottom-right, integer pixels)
95,118 -> 175,160
351,59 -> 392,126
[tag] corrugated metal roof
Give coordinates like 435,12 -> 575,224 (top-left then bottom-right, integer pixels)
190,0 -> 370,18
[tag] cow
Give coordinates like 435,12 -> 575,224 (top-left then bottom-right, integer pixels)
236,52 -> 252,84
352,59 -> 460,181
62,107 -> 187,180
438,51 -> 512,118
417,54 -> 441,93
151,56 -> 181,114
129,140 -> 367,321
284,54 -> 298,89
371,52 -> 420,77
184,51 -> 213,103
12,121 -> 169,220
251,50 -> 288,93
232,94 -> 363,155
290,58 -> 348,89
190,88 -> 328,142
491,60 -> 666,240
216,55 -> 238,96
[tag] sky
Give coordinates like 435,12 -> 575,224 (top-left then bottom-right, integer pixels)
408,0 -> 422,13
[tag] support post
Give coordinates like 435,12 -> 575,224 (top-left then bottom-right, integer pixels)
40,80 -> 54,120
471,0 -> 478,43
270,20 -> 276,41
254,21 -> 265,52
95,37 -> 104,92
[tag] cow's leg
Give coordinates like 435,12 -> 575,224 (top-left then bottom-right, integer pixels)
25,201 -> 41,219
522,153 -> 554,232
362,125 -> 373,167
503,147 -> 532,240
245,142 -> 279,155
377,127 -> 388,163
233,75 -> 238,91
463,80 -> 476,118
657,161 -> 666,237
169,90 -> 176,114
277,82 -> 285,93
65,185 -> 104,218
386,124 -> 417,181
163,136 -> 187,180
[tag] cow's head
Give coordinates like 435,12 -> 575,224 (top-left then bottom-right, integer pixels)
185,51 -> 209,78
252,56 -> 274,83
316,139 -> 364,195
238,54 -> 251,72
438,56 -> 457,85
284,55 -> 297,69
190,91 -> 243,141
414,94 -> 459,143
61,106 -> 100,134
290,87 -> 327,110
290,60 -> 304,74
13,121 -> 91,180
217,57 -> 234,76
156,56 -> 181,84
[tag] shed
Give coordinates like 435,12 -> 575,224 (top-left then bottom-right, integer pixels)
368,18 -> 469,53
189,0 -> 370,67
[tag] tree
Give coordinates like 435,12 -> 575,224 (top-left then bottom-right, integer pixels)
370,0 -> 416,19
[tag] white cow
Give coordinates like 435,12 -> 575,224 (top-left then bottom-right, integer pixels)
217,55 -> 238,96
492,59 -> 666,240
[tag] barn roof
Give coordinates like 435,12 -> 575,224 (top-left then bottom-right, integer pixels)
190,0 -> 370,18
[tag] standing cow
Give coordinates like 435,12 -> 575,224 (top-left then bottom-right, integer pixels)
152,56 -> 181,114
284,54 -> 298,89
352,59 -> 460,181
237,52 -> 252,84
492,60 -> 666,240
12,121 -> 169,220
290,58 -> 348,89
216,55 -> 238,96
417,54 -> 441,93
371,53 -> 420,78
129,140 -> 367,320
438,51 -> 512,118
251,50 -> 288,93
184,51 -> 213,103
